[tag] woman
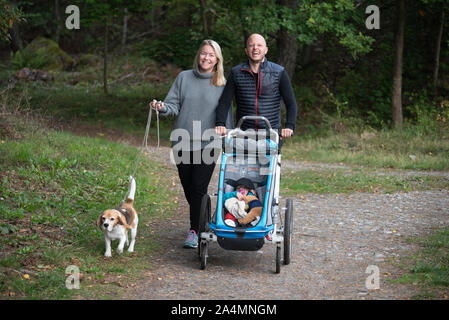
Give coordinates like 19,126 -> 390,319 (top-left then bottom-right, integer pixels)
151,40 -> 233,248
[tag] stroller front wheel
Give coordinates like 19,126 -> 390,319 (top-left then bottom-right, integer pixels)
275,245 -> 281,274
200,240 -> 208,270
198,194 -> 211,259
284,198 -> 293,265
199,194 -> 211,234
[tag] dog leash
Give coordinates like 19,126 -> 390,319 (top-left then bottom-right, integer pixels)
123,102 -> 160,202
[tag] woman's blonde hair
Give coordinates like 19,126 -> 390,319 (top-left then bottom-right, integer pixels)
193,39 -> 226,87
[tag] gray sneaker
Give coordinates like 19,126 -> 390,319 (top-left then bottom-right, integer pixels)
183,229 -> 198,248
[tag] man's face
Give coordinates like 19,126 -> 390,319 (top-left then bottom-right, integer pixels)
245,35 -> 268,64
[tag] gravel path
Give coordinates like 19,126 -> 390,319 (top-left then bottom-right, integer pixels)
121,145 -> 449,300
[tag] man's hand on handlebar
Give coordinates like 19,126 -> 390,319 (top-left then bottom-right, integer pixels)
215,126 -> 226,136
215,125 -> 293,139
280,128 -> 293,139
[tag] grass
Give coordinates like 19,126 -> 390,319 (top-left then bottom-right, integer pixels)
1,50 -> 178,145
390,228 -> 449,299
283,126 -> 449,171
0,120 -> 178,299
20,82 -> 174,143
281,168 -> 449,195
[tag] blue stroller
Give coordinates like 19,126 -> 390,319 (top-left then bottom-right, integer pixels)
198,116 -> 293,273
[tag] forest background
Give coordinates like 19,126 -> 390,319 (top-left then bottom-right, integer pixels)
1,0 -> 448,133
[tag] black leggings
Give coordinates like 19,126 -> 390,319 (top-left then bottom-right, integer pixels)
175,149 -> 218,233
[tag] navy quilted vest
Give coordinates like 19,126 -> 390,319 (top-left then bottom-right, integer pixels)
231,59 -> 283,130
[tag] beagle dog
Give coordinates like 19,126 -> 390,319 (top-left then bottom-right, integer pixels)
97,177 -> 139,257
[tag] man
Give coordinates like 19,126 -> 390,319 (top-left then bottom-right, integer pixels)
215,33 -> 297,141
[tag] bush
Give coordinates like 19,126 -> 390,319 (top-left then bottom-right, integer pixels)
11,37 -> 74,71
10,48 -> 52,70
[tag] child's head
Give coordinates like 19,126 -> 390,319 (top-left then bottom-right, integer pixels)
237,185 -> 249,196
234,178 -> 255,195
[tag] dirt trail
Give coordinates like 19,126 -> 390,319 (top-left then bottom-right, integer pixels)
121,146 -> 449,300
65,124 -> 449,299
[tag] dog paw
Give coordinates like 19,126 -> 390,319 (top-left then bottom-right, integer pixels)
116,248 -> 123,254
104,252 -> 112,257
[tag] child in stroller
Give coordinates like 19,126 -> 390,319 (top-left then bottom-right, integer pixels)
222,178 -> 263,227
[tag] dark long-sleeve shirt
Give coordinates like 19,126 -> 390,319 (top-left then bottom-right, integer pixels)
215,65 -> 298,131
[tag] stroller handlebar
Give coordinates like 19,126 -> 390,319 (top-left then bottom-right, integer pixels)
226,116 -> 279,143
236,116 -> 272,130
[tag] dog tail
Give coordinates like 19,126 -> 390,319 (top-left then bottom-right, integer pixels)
125,176 -> 136,204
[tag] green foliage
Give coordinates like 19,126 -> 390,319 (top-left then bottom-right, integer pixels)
0,0 -> 24,42
140,33 -> 202,70
1,0 -> 448,135
394,227 -> 449,299
211,0 -> 374,64
10,47 -> 52,70
282,168 -> 448,195
10,37 -> 74,71
284,122 -> 449,170
292,0 -> 374,56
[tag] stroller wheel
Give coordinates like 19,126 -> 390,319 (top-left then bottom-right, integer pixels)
198,194 -> 211,259
199,194 -> 211,234
200,240 -> 208,270
275,245 -> 281,274
284,198 -> 293,265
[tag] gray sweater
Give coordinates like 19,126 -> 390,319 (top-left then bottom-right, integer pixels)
160,69 -> 233,151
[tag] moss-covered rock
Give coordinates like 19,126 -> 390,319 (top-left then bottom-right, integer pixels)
74,53 -> 101,70
25,37 -> 74,71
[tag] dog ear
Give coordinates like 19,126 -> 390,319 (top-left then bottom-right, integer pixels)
117,213 -> 130,229
97,214 -> 104,230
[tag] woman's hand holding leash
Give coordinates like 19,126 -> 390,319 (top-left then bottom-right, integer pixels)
151,99 -> 164,111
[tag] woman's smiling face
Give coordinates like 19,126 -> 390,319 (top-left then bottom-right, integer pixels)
198,44 -> 217,73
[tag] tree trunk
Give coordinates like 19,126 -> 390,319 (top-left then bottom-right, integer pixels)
238,10 -> 249,48
433,10 -> 444,96
120,8 -> 128,54
391,0 -> 405,128
9,0 -> 22,52
54,0 -> 61,44
104,22 -> 109,94
299,44 -> 312,67
277,28 -> 298,79
276,0 -> 300,80
9,22 -> 22,52
199,0 -> 208,37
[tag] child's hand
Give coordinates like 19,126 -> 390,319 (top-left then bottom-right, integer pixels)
237,193 -> 244,201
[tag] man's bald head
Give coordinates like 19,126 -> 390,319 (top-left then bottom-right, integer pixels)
246,33 -> 267,47
245,34 -> 268,64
